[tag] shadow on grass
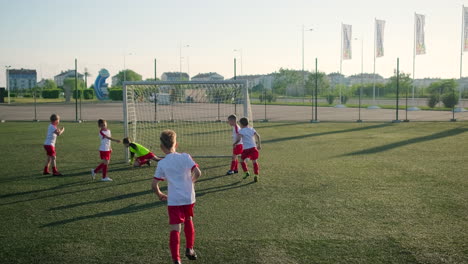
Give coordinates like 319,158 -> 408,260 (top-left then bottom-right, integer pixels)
41,201 -> 165,228
196,180 -> 255,198
341,127 -> 468,156
0,177 -> 151,206
49,186 -> 167,211
263,123 -> 392,144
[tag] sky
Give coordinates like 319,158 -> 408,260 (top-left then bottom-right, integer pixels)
0,0 -> 467,87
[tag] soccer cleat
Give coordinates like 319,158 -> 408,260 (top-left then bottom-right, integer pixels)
173,261 -> 181,264
185,248 -> 197,260
234,170 -> 238,174
254,175 -> 259,182
226,170 -> 235,175
91,169 -> 96,180
146,161 -> 151,167
101,177 -> 113,182
243,172 -> 250,179
53,172 -> 63,176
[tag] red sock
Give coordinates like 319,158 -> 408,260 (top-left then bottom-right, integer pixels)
94,163 -> 104,173
43,166 -> 49,174
241,161 -> 248,172
102,164 -> 108,178
253,162 -> 259,175
230,160 -> 236,171
52,167 -> 58,174
234,160 -> 238,171
170,230 -> 180,261
184,220 -> 195,249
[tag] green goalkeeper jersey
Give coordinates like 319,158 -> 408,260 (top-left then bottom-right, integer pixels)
129,142 -> 151,157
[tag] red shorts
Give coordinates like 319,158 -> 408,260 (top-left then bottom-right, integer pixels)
44,145 -> 56,157
136,152 -> 156,163
99,150 -> 112,160
241,147 -> 259,161
233,144 -> 243,155
168,203 -> 195,225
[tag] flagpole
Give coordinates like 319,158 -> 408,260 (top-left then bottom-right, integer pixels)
457,5 -> 466,112
370,18 -> 379,109
340,23 -> 343,105
336,23 -> 345,108
410,13 -> 420,111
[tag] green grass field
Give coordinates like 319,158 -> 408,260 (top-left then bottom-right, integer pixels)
0,121 -> 467,263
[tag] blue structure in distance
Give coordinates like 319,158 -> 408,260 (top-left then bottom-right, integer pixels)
94,69 -> 110,100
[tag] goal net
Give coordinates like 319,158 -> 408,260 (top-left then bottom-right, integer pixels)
123,80 -> 252,158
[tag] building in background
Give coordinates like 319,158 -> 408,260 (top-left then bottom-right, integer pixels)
161,72 -> 189,81
7,69 -> 37,90
191,72 -> 224,81
54,70 -> 84,87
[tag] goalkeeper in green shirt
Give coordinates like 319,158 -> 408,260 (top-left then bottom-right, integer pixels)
123,137 -> 162,167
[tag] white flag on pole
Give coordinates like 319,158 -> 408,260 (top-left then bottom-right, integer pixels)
415,13 -> 426,55
376,19 -> 385,57
342,24 -> 352,60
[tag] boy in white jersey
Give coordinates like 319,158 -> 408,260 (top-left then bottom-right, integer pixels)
91,119 -> 121,182
43,114 -> 65,176
226,114 -> 243,175
152,130 -> 201,264
234,117 -> 261,182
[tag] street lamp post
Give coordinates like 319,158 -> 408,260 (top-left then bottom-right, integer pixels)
179,44 -> 190,80
123,53 -> 133,84
5,66 -> 11,104
302,25 -> 313,101
355,37 -> 364,122
234,49 -> 243,76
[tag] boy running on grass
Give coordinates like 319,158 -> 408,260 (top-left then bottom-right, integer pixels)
122,137 -> 162,167
91,119 -> 120,182
226,114 -> 243,175
43,114 -> 65,176
152,130 -> 201,264
234,117 -> 261,182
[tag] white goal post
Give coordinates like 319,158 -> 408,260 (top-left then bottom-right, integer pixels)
123,80 -> 252,158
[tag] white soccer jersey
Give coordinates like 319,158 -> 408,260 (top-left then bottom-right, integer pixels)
99,129 -> 112,151
239,127 -> 257,149
232,124 -> 242,145
44,123 -> 58,146
154,152 -> 198,206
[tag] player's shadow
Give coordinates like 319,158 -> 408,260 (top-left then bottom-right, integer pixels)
196,180 -> 255,198
49,186 -> 167,211
0,177 -> 151,206
262,123 -> 392,144
41,201 -> 165,228
341,127 -> 468,156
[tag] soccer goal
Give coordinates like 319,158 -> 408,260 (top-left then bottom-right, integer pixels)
123,80 -> 252,158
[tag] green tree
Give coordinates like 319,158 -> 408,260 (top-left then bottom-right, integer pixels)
113,70 -> 143,86
272,68 -> 303,96
43,79 -> 58,90
305,71 -> 330,96
426,79 -> 459,108
385,71 -> 412,96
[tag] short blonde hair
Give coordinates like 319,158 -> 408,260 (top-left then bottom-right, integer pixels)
160,130 -> 177,149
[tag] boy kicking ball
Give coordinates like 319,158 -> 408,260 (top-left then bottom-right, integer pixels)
152,130 -> 201,264
234,117 -> 261,182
